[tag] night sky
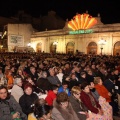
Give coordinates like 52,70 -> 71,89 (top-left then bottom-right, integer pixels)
0,0 -> 120,24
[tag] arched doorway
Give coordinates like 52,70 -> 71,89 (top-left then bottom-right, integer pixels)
50,43 -> 56,53
36,42 -> 42,52
66,42 -> 74,54
87,42 -> 97,54
113,41 -> 120,55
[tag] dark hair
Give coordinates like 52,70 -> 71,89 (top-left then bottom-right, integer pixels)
51,85 -> 58,91
0,85 -> 7,90
81,82 -> 88,90
62,81 -> 68,85
33,99 -> 52,118
0,85 -> 10,99
56,92 -> 69,104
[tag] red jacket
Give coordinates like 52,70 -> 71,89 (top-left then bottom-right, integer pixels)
80,91 -> 101,114
45,90 -> 56,106
95,84 -> 111,102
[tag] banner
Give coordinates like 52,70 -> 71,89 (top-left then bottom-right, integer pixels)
8,35 -> 24,47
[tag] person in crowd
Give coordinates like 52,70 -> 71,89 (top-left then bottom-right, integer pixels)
45,85 -> 58,106
19,83 -> 38,115
29,66 -> 39,84
0,68 -> 3,79
79,71 -> 87,84
52,92 -> 79,120
28,99 -> 53,120
56,68 -> 64,83
94,77 -> 119,116
69,86 -> 88,120
5,69 -> 14,89
11,77 -> 24,102
36,71 -> 52,94
0,85 -> 27,120
16,69 -> 25,81
68,73 -> 80,91
80,82 -> 105,118
58,81 -> 71,96
88,82 -> 100,102
47,68 -> 61,86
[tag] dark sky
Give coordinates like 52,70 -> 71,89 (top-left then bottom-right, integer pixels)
0,0 -> 120,24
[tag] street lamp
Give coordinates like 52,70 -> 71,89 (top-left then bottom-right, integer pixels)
27,43 -> 31,47
98,38 -> 107,55
53,41 -> 58,54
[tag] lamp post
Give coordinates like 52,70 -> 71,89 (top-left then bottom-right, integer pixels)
98,39 -> 106,55
53,41 -> 58,54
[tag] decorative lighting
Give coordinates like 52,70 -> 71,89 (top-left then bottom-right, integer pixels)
27,43 -> 31,47
68,13 -> 97,31
98,38 -> 107,55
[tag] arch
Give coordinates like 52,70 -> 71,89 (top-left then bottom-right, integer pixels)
113,41 -> 120,56
66,42 -> 74,54
50,43 -> 56,53
36,42 -> 42,52
87,42 -> 97,54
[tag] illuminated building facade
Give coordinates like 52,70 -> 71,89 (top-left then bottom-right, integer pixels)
30,13 -> 120,55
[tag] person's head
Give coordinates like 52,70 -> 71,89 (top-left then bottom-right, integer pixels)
71,73 -> 76,80
24,83 -> 33,95
114,69 -> 119,75
33,99 -> 52,119
49,68 -> 55,76
81,82 -> 90,93
41,71 -> 47,78
0,85 -> 8,100
94,77 -> 103,85
80,72 -> 86,78
71,86 -> 81,99
58,68 -> 63,73
52,85 -> 58,94
17,69 -> 23,75
62,81 -> 68,90
88,82 -> 95,89
56,92 -> 69,109
87,70 -> 93,76
14,77 -> 22,87
30,66 -> 36,73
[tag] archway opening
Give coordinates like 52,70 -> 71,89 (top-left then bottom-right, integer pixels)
66,42 -> 74,54
113,41 -> 120,56
36,42 -> 42,52
87,42 -> 97,54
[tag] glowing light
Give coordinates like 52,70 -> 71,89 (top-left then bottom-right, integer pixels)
68,13 -> 97,31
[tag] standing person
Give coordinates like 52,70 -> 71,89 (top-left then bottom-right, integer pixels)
0,85 -> 27,120
52,92 -> 79,120
11,77 -> 24,102
19,83 -> 38,116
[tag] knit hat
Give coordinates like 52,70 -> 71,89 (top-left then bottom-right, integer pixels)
24,83 -> 33,90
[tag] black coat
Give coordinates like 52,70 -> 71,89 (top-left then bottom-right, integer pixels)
19,93 -> 38,115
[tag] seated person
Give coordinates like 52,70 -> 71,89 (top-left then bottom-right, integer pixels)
0,85 -> 27,120
19,83 -> 38,116
58,81 -> 71,96
45,85 -> 58,106
52,92 -> 79,120
11,77 -> 24,102
28,99 -> 53,120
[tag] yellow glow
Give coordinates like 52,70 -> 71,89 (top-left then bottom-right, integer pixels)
68,13 -> 97,30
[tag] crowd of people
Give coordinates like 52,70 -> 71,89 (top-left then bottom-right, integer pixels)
0,52 -> 120,120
